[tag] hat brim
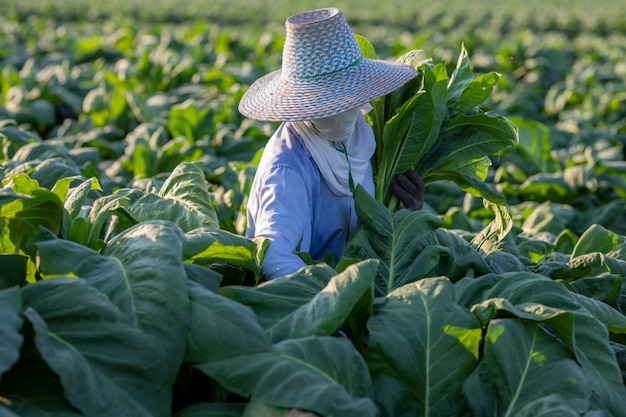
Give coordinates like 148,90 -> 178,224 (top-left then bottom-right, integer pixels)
238,58 -> 417,122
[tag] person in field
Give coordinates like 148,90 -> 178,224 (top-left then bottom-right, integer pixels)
239,7 -> 424,280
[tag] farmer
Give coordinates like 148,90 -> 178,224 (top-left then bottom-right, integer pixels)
239,7 -> 424,280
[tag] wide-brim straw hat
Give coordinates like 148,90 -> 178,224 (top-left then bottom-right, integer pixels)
238,8 -> 418,122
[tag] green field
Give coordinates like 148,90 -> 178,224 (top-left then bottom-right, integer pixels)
1,1 -> 626,416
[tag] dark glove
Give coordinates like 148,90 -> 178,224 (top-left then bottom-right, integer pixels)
391,169 -> 424,211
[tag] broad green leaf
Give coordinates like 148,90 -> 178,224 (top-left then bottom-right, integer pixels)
349,185 -> 445,296
464,319 -> 591,417
512,172 -> 577,204
35,220 -> 189,384
221,260 -> 377,343
197,336 -> 377,417
507,116 -> 559,175
570,291 -> 626,334
0,124 -> 42,159
569,273 -> 622,308
126,91 -> 171,124
354,34 -> 377,59
581,199 -> 626,238
50,177 -> 80,208
10,142 -> 69,164
512,394 -> 580,417
365,277 -> 481,417
0,174 -> 64,252
380,64 -> 448,205
374,92 -> 422,202
184,279 -> 273,363
565,313 -> 626,415
520,201 -> 579,236
446,43 -> 474,114
64,177 -> 102,219
168,100 -> 211,143
184,262 -> 223,293
0,287 -> 22,377
471,200 -> 515,253
457,72 -> 501,115
0,358 -> 83,416
125,162 -> 219,231
22,279 -> 169,417
556,252 -> 626,281
184,227 -> 264,276
459,272 -> 626,416
422,112 -> 517,175
428,162 -> 508,207
189,280 -> 376,416
384,50 -> 429,123
0,188 -> 31,207
86,192 -> 131,248
572,223 -> 625,258
433,229 -> 493,278
458,272 -> 583,323
28,158 -> 82,190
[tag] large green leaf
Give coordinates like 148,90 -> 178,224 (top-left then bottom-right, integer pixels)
510,394 -> 581,417
456,72 -> 501,116
221,260 -> 377,343
464,318 -> 591,417
365,277 -> 481,417
505,116 -> 559,175
0,287 -> 22,378
168,99 -> 212,143
554,252 -> 626,282
28,158 -> 83,191
198,336 -> 377,417
184,227 -> 265,277
63,177 -> 102,219
348,185 -> 446,296
375,63 -> 448,206
0,174 -> 63,252
187,281 -> 376,417
125,161 -> 219,231
572,223 -> 625,257
184,279 -> 272,363
458,272 -> 626,416
570,290 -> 626,334
446,43 -> 474,114
0,356 -> 83,416
421,112 -> 518,177
21,278 -> 170,417
35,220 -> 190,384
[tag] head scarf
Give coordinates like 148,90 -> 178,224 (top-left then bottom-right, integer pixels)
292,104 -> 375,196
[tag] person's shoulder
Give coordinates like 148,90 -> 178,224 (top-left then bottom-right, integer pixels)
261,122 -> 310,168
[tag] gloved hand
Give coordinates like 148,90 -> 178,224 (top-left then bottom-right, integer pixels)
391,169 -> 424,211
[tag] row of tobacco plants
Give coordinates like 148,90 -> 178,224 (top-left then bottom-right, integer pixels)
1,12 -> 626,417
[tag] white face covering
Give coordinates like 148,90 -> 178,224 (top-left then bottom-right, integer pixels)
310,107 -> 362,143
291,104 -> 376,196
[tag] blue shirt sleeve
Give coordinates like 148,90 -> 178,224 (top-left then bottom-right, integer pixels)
249,163 -> 310,279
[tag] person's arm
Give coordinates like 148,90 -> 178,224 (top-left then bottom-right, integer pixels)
252,165 -> 311,279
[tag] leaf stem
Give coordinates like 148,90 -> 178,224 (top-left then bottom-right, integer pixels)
387,194 -> 399,212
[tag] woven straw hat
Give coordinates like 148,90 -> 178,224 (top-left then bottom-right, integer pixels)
238,8 -> 417,121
